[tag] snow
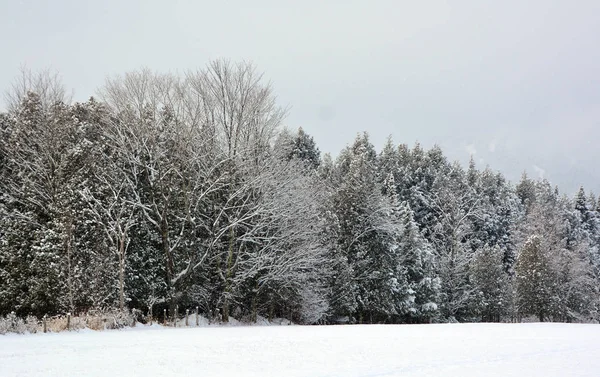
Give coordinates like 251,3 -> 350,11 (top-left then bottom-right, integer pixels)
2,323 -> 600,376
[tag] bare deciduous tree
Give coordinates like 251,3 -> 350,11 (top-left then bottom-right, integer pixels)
4,67 -> 71,113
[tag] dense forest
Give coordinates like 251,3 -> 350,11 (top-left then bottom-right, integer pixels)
1,61 -> 599,325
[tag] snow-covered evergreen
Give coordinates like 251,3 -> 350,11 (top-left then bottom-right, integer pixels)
1,62 -> 599,324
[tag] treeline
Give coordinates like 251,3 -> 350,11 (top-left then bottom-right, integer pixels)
1,61 -> 599,324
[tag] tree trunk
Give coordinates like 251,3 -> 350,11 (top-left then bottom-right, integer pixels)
251,280 -> 259,323
118,237 -> 125,311
160,217 -> 175,317
222,227 -> 235,323
268,301 -> 274,322
222,300 -> 229,323
65,214 -> 74,312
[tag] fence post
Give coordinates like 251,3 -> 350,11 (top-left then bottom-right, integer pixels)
163,309 -> 167,326
196,307 -> 199,326
67,313 -> 71,330
186,309 -> 189,326
43,315 -> 47,333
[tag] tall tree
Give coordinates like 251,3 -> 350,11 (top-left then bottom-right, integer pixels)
428,162 -> 482,320
396,200 -> 440,322
287,127 -> 321,169
516,235 -> 554,321
470,245 -> 512,322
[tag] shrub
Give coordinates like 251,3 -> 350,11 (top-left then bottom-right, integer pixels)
0,312 -> 27,334
25,315 -> 39,333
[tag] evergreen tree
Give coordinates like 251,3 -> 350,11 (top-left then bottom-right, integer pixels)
397,200 -> 440,322
288,127 -> 321,169
333,134 -> 409,323
378,136 -> 398,184
428,162 -> 480,321
471,168 -> 523,273
516,235 -> 554,321
573,187 -> 596,244
323,208 -> 357,322
516,172 -> 537,213
470,245 -> 511,322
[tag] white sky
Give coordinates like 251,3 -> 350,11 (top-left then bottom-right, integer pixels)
1,0 -> 599,194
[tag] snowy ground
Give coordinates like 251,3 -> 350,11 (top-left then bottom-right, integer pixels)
1,323 -> 599,377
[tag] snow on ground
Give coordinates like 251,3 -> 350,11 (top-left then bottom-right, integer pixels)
1,323 -> 600,376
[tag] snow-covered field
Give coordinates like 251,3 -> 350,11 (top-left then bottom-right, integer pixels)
1,322 -> 599,376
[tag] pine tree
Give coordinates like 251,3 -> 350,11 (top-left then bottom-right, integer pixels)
323,209 -> 357,322
378,136 -> 398,184
288,127 -> 321,169
516,172 -> 537,213
428,162 -> 480,321
516,235 -> 554,321
467,156 -> 479,187
397,201 -> 440,322
333,134 -> 408,323
470,168 -> 523,273
0,92 -> 79,315
470,245 -> 511,322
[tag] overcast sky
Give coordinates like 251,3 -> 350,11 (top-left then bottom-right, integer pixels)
1,0 -> 599,194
